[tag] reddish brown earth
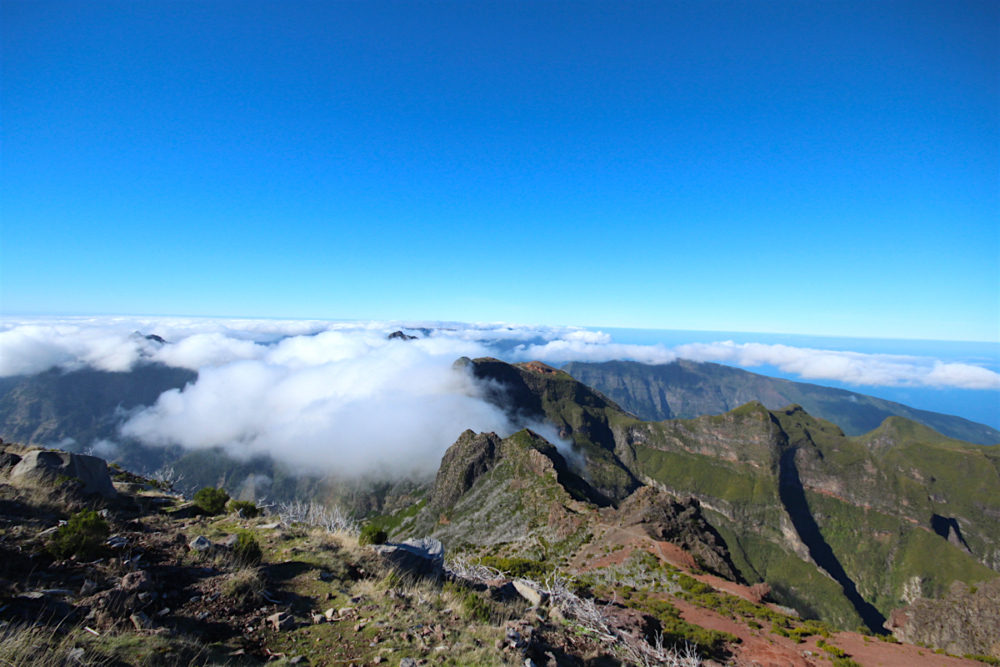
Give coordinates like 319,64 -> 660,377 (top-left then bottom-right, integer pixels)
569,522 -> 982,667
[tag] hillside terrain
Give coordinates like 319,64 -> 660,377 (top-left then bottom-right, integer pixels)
447,358 -> 1000,635
2,440 -> 994,667
562,360 -> 1000,445
1,357 -> 999,664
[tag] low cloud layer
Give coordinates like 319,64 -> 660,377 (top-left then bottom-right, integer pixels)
0,316 -> 997,476
511,339 -> 1000,390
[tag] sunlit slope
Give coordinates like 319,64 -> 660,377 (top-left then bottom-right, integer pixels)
470,358 -> 1000,630
563,359 -> 1000,445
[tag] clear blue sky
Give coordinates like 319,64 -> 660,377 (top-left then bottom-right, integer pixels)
3,0 -> 998,341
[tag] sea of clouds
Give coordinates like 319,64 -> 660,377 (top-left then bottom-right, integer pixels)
1,316 -> 997,475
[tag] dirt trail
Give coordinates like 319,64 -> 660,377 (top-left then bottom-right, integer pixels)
567,521 -> 982,667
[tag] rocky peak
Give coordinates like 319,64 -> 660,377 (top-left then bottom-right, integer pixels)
428,430 -> 503,511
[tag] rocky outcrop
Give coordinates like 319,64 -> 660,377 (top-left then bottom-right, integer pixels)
616,486 -> 741,581
375,537 -> 444,579
886,579 -> 1000,658
429,430 -> 502,511
8,448 -> 117,498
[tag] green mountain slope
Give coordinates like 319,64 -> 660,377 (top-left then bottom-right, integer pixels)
562,359 -> 1000,445
0,364 -> 196,447
468,358 -> 1000,631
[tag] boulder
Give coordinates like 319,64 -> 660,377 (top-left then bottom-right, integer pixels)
267,611 -> 295,631
9,449 -> 117,498
120,571 -> 154,593
375,537 -> 444,579
188,536 -> 213,552
512,581 -> 548,607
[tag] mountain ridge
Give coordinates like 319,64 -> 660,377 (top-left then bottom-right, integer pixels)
562,359 -> 1000,445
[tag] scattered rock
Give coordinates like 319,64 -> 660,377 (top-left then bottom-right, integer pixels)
130,611 -> 154,630
188,536 -> 212,552
120,570 -> 154,593
512,581 -> 547,607
106,535 -> 128,549
399,659 -> 417,667
268,611 -> 295,631
220,534 -> 239,548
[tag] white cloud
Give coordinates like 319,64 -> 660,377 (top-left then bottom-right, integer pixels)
670,341 -> 1000,390
121,334 -> 513,476
510,340 -> 677,365
1,316 -> 997,478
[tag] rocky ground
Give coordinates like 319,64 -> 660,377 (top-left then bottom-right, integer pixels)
0,442 -> 995,666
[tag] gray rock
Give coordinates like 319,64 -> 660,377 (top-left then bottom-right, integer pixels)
106,535 -> 129,549
219,534 -> 239,548
512,581 -> 547,607
375,537 -> 444,579
66,647 -> 85,664
130,611 -> 153,630
267,611 -> 295,631
399,659 -> 417,667
0,451 -> 22,470
9,449 -> 117,498
188,536 -> 213,552
120,570 -> 154,592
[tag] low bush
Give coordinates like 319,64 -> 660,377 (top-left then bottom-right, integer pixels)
193,487 -> 230,515
48,509 -> 109,560
232,530 -> 262,566
477,555 -> 550,579
227,500 -> 259,518
358,523 -> 388,546
222,567 -> 264,606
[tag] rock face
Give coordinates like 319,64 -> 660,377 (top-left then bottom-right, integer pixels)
616,487 -> 741,582
428,430 -> 502,511
886,579 -> 1000,659
375,538 -> 444,579
8,448 -> 117,498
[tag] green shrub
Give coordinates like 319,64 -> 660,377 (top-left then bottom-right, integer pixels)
232,530 -> 262,566
193,487 -> 230,515
831,659 -> 862,667
965,656 -> 1000,666
227,500 -> 259,518
817,639 -> 848,658
48,509 -> 109,560
358,523 -> 387,546
221,567 -> 264,606
477,555 -> 550,579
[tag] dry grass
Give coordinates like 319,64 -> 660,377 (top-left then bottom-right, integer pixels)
220,566 -> 265,606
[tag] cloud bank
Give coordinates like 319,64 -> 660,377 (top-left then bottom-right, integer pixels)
1,316 -> 997,477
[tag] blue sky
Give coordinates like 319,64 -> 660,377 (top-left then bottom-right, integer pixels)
2,0 -> 998,342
